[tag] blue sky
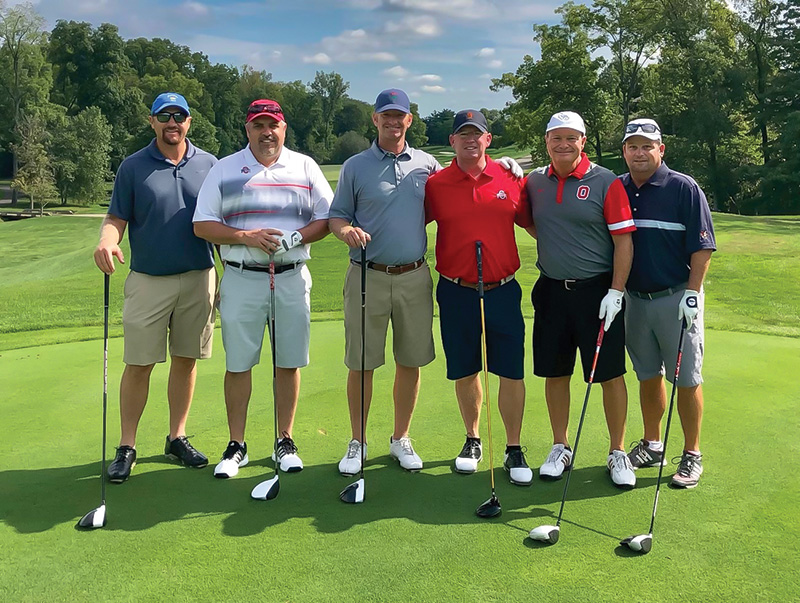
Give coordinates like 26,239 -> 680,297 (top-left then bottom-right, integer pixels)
27,0 -> 564,116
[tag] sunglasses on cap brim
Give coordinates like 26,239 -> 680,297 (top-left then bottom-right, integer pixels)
625,123 -> 660,134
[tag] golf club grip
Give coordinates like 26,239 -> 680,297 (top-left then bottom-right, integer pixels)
360,245 -> 366,307
475,241 -> 484,297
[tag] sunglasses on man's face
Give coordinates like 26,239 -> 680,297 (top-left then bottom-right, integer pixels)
625,122 -> 660,134
155,112 -> 188,123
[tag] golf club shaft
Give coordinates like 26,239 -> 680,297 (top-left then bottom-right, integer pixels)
270,256 -> 279,479
360,244 -> 366,480
555,322 -> 605,526
475,241 -> 496,493
648,322 -> 687,535
102,273 -> 109,506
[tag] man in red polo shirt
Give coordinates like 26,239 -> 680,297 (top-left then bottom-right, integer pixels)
425,110 -> 536,485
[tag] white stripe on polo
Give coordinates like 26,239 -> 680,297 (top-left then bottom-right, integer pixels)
608,219 -> 636,232
634,219 -> 687,231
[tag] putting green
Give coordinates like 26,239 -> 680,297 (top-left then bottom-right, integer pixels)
1,324 -> 797,602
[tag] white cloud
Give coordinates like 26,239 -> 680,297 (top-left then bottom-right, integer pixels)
383,65 -> 410,78
479,73 -> 492,79
384,15 -> 441,37
303,52 -> 332,65
181,1 -> 210,17
414,74 -> 442,82
382,0 -> 484,19
422,85 -> 446,93
487,59 -> 502,68
476,47 -> 495,58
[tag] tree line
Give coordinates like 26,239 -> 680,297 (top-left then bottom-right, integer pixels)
1,0 -> 798,214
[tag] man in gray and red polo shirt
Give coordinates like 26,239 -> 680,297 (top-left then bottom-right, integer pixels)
525,111 -> 637,489
426,109 -> 537,485
621,118 -> 716,489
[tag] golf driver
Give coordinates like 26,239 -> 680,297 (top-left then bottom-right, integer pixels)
474,241 -> 501,519
77,274 -> 110,529
340,244 -> 367,504
620,322 -> 687,554
251,255 -> 281,500
529,321 -> 606,543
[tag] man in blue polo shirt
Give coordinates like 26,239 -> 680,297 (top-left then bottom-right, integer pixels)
621,118 -> 716,489
93,92 -> 217,483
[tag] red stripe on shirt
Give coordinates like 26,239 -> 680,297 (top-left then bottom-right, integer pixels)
224,209 -> 279,219
247,183 -> 312,190
603,178 -> 636,235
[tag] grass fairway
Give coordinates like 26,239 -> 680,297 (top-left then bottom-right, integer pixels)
1,326 -> 798,602
1,212 -> 799,601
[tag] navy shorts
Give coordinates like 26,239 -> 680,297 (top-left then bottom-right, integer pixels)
437,277 -> 525,380
531,274 -> 626,383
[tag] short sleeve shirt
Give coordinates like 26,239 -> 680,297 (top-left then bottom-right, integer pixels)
193,145 -> 332,266
525,153 -> 635,280
621,162 -> 716,292
328,141 -> 441,265
425,157 -> 531,283
108,139 -> 216,276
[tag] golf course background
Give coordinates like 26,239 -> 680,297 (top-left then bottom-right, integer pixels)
1,213 -> 799,602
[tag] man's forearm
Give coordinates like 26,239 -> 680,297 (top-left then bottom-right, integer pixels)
194,220 -> 246,245
611,233 -> 633,291
329,217 -> 353,241
298,219 -> 330,244
687,249 -> 712,291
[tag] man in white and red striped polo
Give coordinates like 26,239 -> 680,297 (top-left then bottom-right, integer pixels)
194,99 -> 332,479
525,111 -> 638,489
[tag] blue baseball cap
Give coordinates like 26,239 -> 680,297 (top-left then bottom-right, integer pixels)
151,92 -> 190,116
374,88 -> 410,114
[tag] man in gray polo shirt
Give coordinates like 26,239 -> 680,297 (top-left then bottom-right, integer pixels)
93,92 -> 217,483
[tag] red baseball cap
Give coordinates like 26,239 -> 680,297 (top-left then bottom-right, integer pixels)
246,99 -> 285,124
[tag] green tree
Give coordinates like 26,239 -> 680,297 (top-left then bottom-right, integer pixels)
405,102 -> 428,148
335,98 -> 373,137
11,112 -> 56,213
423,109 -> 455,145
331,130 -> 370,163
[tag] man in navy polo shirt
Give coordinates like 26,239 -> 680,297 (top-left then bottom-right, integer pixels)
93,92 -> 217,483
425,109 -> 536,484
621,118 -> 716,489
525,111 -> 637,489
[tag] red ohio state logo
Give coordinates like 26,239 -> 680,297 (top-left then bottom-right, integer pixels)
576,185 -> 590,199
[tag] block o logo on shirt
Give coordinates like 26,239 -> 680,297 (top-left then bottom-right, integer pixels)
577,185 -> 590,200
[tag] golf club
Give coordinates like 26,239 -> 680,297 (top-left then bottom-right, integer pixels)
340,244 -> 367,504
620,322 -> 688,554
474,241 -> 501,519
77,273 -> 110,529
529,321 -> 606,543
251,254 -> 281,500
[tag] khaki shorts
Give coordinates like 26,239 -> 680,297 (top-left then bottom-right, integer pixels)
123,269 -> 216,366
343,262 -> 435,371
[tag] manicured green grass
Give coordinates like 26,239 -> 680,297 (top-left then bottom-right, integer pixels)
0,325 -> 798,602
1,213 -> 798,350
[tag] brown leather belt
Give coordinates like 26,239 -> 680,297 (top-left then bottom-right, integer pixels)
441,274 -> 515,292
351,258 -> 425,275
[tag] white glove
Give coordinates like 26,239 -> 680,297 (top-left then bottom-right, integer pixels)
496,156 -> 523,179
598,288 -> 624,331
275,230 -> 302,255
678,289 -> 700,328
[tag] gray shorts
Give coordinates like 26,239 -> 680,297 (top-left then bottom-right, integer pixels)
220,263 -> 311,372
624,288 -> 704,387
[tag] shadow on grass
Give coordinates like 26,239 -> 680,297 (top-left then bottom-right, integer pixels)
0,455 -> 663,537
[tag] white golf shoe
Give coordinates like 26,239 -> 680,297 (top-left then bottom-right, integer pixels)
454,437 -> 482,474
338,439 -> 368,476
271,437 -> 303,473
214,441 -> 248,479
608,449 -> 636,489
539,444 -> 573,480
390,436 -> 423,471
504,447 -> 533,486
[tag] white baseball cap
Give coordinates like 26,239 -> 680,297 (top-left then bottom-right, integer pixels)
622,118 -> 662,142
546,111 -> 586,135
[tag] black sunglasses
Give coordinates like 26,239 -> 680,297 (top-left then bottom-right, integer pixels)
625,122 -> 660,134
155,112 -> 188,123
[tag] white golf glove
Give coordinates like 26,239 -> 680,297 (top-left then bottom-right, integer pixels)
678,289 -> 700,328
496,156 -> 524,179
275,230 -> 303,255
598,288 -> 624,331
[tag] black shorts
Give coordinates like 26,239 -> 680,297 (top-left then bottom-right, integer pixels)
531,274 -> 626,383
437,277 -> 525,380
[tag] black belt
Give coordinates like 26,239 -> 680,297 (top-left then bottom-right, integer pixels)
351,258 -> 425,275
441,274 -> 515,292
627,283 -> 687,300
546,273 -> 611,291
225,261 -> 302,274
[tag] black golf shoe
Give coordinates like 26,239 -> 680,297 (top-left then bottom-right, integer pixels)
164,435 -> 208,468
627,439 -> 666,469
454,437 -> 482,473
107,445 -> 136,483
504,447 -> 533,486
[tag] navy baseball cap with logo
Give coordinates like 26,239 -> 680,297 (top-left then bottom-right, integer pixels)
151,92 -> 190,116
374,88 -> 411,114
452,109 -> 488,134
